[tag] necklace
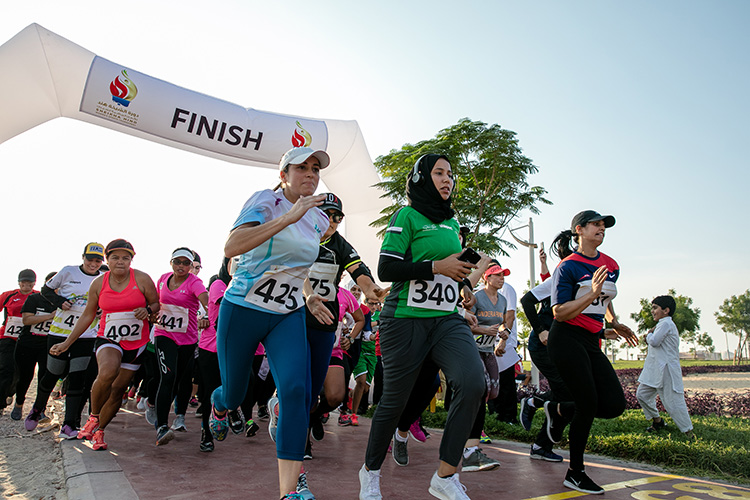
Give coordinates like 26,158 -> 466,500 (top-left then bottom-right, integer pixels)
112,273 -> 128,284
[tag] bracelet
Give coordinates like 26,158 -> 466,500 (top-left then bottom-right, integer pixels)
146,305 -> 153,315
431,260 -> 437,275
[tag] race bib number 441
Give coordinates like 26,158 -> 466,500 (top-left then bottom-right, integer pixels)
157,303 -> 189,334
245,266 -> 309,313
407,275 -> 459,312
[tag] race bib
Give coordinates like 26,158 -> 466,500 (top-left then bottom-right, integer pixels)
50,305 -> 86,336
578,281 -> 618,316
474,334 -> 497,349
407,275 -> 459,312
103,311 -> 144,344
31,311 -> 53,336
245,265 -> 308,313
308,262 -> 339,301
3,316 -> 24,339
156,303 -> 189,334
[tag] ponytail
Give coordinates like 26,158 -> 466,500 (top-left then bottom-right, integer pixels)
550,230 -> 576,260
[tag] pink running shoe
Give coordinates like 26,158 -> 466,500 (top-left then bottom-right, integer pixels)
409,418 -> 427,443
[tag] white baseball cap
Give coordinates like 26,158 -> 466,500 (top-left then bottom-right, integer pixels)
279,147 -> 330,171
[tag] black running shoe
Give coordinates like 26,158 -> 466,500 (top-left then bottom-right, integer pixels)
311,414 -> 325,442
520,397 -> 537,431
257,405 -> 269,421
200,425 -> 214,452
544,401 -> 565,443
563,469 -> 604,495
228,409 -> 245,435
245,419 -> 260,437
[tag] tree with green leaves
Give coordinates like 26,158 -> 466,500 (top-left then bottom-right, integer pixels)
629,289 -> 701,356
715,290 -> 750,364
371,118 -> 550,256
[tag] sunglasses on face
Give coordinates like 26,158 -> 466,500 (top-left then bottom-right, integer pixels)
172,259 -> 193,266
326,211 -> 344,223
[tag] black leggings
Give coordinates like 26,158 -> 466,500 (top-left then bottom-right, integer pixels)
14,336 -> 48,406
547,321 -> 625,471
529,345 -> 574,451
34,336 -> 95,428
0,338 -> 18,408
198,348 -> 221,442
154,336 -> 196,427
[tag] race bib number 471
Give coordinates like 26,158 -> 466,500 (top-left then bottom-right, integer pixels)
407,275 -> 459,312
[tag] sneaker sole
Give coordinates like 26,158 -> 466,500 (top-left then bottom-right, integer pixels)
428,486 -> 452,499
544,402 -> 562,444
172,426 -> 187,432
563,479 -> 604,494
462,462 -> 500,472
530,452 -> 563,462
156,429 -> 175,446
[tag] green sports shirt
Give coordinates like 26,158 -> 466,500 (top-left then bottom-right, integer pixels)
380,207 -> 463,319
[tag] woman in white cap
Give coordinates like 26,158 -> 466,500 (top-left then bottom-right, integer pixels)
152,247 -> 209,445
209,147 -> 332,500
546,210 -> 638,494
0,269 -> 38,419
51,239 -> 160,451
28,243 -> 105,437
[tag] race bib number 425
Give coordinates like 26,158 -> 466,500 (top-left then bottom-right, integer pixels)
407,275 -> 459,312
245,266 -> 309,313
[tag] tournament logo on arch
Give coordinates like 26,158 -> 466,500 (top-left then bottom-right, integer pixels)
110,70 -> 138,107
292,121 -> 312,147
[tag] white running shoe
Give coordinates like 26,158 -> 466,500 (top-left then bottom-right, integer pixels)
429,471 -> 471,499
171,414 -> 187,432
358,464 -> 382,500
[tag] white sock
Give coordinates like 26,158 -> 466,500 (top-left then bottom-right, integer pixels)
394,430 -> 408,443
463,446 -> 478,458
527,397 -> 536,408
532,444 -> 542,451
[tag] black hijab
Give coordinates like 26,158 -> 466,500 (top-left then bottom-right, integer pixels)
406,154 -> 455,223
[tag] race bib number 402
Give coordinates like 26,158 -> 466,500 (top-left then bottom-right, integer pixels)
245,266 -> 309,313
104,312 -> 144,343
407,275 -> 459,312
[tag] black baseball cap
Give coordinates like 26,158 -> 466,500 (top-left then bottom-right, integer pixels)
320,193 -> 344,214
18,269 -> 36,282
571,210 -> 615,231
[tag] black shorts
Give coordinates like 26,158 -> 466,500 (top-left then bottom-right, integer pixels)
94,337 -> 147,371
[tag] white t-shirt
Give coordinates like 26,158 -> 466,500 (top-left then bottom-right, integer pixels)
46,265 -> 101,338
496,282 -> 520,372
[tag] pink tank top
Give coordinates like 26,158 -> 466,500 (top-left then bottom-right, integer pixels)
97,269 -> 149,350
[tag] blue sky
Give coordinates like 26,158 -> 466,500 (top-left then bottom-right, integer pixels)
1,1 -> 748,356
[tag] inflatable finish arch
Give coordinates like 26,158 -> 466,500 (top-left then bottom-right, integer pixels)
0,23 -> 387,268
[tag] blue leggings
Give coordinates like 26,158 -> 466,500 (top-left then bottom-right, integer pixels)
212,300 -> 311,461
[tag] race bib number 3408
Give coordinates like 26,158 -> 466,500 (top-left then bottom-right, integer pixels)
407,275 -> 459,312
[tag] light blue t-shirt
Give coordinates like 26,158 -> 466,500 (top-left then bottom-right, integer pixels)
224,189 -> 330,314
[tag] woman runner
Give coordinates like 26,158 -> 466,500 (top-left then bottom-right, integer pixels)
50,239 -> 160,451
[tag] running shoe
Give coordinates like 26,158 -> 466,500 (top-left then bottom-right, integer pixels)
59,424 -> 79,440
171,414 -> 187,432
156,425 -> 175,446
90,429 -> 107,451
24,408 -> 43,431
78,415 -> 100,440
544,401 -> 565,444
136,398 -> 146,411
189,396 -> 200,408
359,465 -> 382,500
338,413 -> 352,426
257,404 -> 269,421
320,412 -> 329,424
420,421 -> 431,439
209,406 -> 229,442
228,409 -> 245,434
462,448 -> 500,472
304,439 -> 313,460
296,471 -> 316,499
267,396 -> 279,443
10,405 -> 23,421
311,415 -> 325,442
245,419 -> 260,437
280,493 -> 304,500
428,471 -> 470,500
144,404 -> 157,426
392,432 -> 409,466
200,425 -> 214,452
646,418 -> 667,433
350,414 -> 359,426
563,469 -> 604,495
520,397 -> 536,431
530,446 -> 563,462
409,418 -> 427,443
479,431 -> 492,444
